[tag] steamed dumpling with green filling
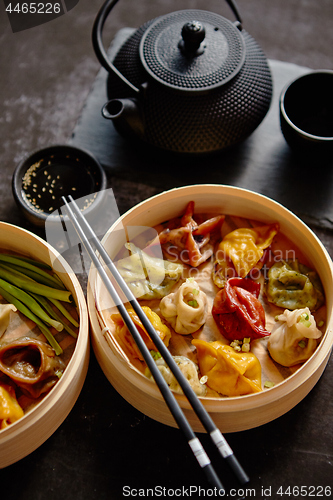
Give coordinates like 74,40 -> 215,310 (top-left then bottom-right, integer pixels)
115,243 -> 183,299
268,307 -> 322,367
160,278 -> 208,334
266,259 -> 324,311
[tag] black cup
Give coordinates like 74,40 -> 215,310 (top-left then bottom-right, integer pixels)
279,71 -> 333,156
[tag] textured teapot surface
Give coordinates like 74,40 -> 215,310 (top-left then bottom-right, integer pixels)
105,9 -> 273,154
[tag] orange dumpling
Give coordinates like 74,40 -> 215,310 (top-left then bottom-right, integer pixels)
111,306 -> 171,361
192,339 -> 262,397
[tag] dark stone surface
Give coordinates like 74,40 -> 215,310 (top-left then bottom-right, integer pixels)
1,2 -> 333,499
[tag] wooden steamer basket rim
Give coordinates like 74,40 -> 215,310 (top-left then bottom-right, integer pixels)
0,222 -> 90,468
88,184 -> 333,433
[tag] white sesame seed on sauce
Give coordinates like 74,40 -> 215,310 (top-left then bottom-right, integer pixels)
21,155 -> 98,214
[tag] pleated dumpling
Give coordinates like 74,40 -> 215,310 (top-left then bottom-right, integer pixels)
192,339 -> 262,397
160,278 -> 208,334
147,355 -> 207,397
268,308 -> 322,367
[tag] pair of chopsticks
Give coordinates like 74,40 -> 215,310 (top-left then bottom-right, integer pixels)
61,195 -> 249,492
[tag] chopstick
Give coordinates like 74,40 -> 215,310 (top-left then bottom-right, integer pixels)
61,195 -> 249,489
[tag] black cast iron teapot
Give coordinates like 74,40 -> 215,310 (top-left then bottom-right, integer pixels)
92,0 -> 273,154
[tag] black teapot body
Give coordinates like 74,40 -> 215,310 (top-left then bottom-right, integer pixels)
93,1 -> 273,155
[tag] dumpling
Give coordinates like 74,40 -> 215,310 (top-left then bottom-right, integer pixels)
115,243 -> 183,299
147,355 -> 207,397
192,339 -> 262,397
0,337 -> 65,398
266,259 -> 324,311
150,201 -> 225,268
212,277 -> 270,341
0,303 -> 17,339
0,381 -> 24,429
159,278 -> 208,334
111,306 -> 171,361
213,223 -> 279,287
267,307 -> 322,367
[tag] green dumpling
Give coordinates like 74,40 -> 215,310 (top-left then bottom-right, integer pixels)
266,259 -> 324,311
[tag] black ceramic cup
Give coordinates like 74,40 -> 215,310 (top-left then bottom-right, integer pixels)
279,70 -> 333,156
12,145 -> 107,227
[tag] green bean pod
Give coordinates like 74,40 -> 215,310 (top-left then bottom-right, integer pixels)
0,264 -> 72,302
48,297 -> 79,328
2,262 -> 65,290
31,293 -> 78,339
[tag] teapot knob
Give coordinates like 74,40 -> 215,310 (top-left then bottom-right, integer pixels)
179,21 -> 206,56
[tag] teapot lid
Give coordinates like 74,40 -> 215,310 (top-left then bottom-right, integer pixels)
139,9 -> 246,93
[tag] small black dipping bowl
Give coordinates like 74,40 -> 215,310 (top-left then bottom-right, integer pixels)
12,145 -> 107,227
280,70 -> 333,156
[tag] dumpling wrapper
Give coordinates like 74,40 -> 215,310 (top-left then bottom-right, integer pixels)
0,382 -> 24,429
192,339 -> 262,397
216,223 -> 279,279
115,243 -> 183,299
0,303 -> 17,339
266,259 -> 324,311
147,355 -> 207,397
268,307 -> 322,367
0,336 -> 65,398
160,279 -> 208,334
111,306 -> 171,361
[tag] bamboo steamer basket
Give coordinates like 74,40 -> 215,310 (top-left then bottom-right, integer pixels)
0,222 -> 89,468
88,185 -> 333,433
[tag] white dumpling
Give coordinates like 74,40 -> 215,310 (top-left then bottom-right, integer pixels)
115,243 -> 183,299
148,355 -> 207,396
0,303 -> 17,339
267,307 -> 322,367
159,278 -> 208,334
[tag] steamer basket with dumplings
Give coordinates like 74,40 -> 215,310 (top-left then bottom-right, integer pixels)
0,222 -> 89,468
88,185 -> 333,433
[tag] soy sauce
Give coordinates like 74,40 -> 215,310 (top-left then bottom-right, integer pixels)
22,154 -> 98,214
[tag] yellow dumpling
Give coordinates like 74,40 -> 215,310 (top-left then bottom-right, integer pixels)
192,339 -> 262,397
216,223 -> 279,278
0,383 -> 24,429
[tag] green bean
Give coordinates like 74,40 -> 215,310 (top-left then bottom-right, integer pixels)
0,254 -> 66,289
0,264 -> 72,302
0,253 -> 52,270
48,297 -> 79,328
2,262 -> 65,290
0,253 -> 64,288
0,278 -> 63,332
31,293 -> 78,339
0,285 -> 62,355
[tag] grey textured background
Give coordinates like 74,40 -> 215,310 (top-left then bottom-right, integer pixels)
0,0 -> 332,179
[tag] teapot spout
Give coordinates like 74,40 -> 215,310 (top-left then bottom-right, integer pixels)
102,98 -> 144,140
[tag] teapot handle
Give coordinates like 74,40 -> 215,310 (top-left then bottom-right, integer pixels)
92,0 -> 140,94
225,0 -> 243,27
92,0 -> 243,94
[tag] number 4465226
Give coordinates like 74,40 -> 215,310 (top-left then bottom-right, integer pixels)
5,3 -> 61,14
277,485 -> 331,496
